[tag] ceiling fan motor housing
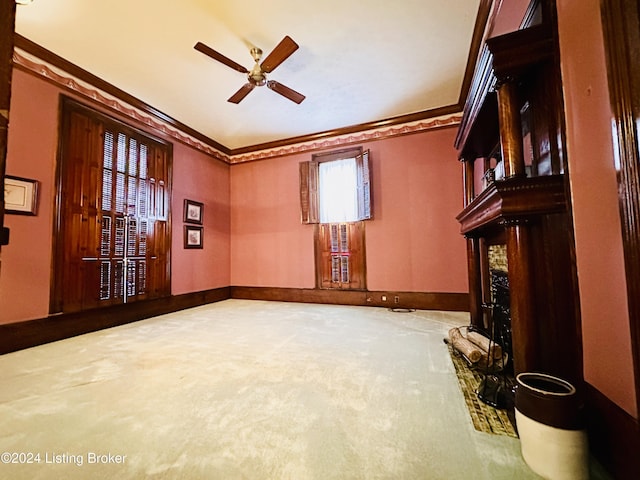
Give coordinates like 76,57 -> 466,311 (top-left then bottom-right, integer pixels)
249,47 -> 266,85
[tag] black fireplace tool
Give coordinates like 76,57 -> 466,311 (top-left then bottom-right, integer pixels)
473,302 -> 515,410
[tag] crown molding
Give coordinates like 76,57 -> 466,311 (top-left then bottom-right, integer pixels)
14,35 -> 463,164
228,113 -> 462,164
13,47 -> 232,164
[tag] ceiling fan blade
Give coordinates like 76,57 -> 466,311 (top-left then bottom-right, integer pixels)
260,36 -> 299,73
267,80 -> 305,104
194,42 -> 248,74
228,83 -> 255,104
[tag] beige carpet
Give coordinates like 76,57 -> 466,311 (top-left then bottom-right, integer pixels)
0,300 -> 541,479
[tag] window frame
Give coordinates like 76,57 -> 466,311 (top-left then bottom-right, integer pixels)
299,147 -> 371,225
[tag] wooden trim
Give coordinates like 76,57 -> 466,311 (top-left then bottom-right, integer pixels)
230,286 -> 470,312
13,34 -> 230,156
600,0 -> 640,419
312,146 -> 362,163
454,44 -> 496,154
229,104 -> 460,156
486,24 -> 553,80
585,382 -> 640,478
457,0 -> 495,108
0,2 -> 17,252
0,287 -> 231,355
456,174 -> 567,234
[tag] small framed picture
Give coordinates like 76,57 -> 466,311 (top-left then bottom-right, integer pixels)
183,199 -> 203,224
184,225 -> 203,249
4,175 -> 39,215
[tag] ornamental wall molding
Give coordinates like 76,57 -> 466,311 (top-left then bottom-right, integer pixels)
14,48 -> 461,164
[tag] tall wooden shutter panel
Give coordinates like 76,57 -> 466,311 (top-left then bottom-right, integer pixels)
299,160 -> 319,224
147,146 -> 171,298
356,150 -> 371,221
58,112 -> 104,311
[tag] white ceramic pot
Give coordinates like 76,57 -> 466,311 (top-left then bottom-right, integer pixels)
515,372 -> 589,480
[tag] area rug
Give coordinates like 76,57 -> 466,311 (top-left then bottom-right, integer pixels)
447,344 -> 518,438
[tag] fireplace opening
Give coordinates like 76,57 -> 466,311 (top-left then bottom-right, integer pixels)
474,244 -> 516,411
489,268 -> 512,371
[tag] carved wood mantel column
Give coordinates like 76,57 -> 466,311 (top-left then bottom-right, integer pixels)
465,233 -> 483,330
460,157 -> 483,329
503,218 -> 537,375
496,80 -> 526,178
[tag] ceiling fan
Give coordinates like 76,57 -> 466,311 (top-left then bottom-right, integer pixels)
194,36 -> 305,105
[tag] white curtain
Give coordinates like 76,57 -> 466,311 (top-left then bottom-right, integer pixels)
319,157 -> 358,223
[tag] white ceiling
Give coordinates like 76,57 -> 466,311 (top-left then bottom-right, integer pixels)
15,0 -> 481,151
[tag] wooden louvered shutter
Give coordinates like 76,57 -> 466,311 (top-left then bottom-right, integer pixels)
356,150 -> 371,221
98,131 -> 170,304
315,221 -> 365,290
299,160 -> 319,224
54,99 -> 171,314
316,223 -> 334,288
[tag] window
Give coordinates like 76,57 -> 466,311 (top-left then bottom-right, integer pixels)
319,158 -> 359,223
300,149 -> 371,224
299,148 -> 371,289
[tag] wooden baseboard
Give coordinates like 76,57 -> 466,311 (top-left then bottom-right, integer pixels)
231,286 -> 470,312
585,382 -> 640,478
0,286 -> 469,355
0,287 -> 231,355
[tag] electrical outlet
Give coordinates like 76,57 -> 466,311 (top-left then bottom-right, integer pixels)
394,296 -> 400,304
381,295 -> 387,302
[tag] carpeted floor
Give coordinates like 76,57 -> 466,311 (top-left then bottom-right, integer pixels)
447,346 -> 517,438
0,300 -> 543,479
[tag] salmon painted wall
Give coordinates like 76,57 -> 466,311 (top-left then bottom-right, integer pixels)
171,143 -> 230,296
557,0 -> 637,417
0,68 -> 230,324
230,152 -> 316,288
366,130 -> 467,292
0,70 -> 57,323
230,126 -> 468,293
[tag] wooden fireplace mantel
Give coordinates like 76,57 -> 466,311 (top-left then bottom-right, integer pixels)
454,1 -> 582,384
457,175 -> 567,235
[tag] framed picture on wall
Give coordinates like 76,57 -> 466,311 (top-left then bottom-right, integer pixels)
184,225 -> 203,249
4,175 -> 39,215
183,199 -> 203,224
